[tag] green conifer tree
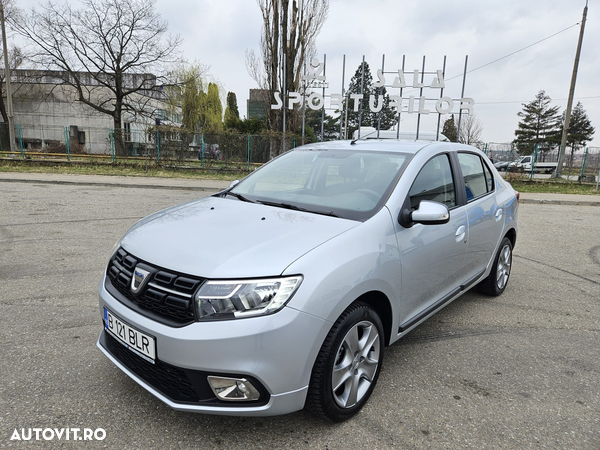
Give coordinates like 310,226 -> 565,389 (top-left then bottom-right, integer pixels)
514,90 -> 561,155
564,101 -> 595,166
224,92 -> 240,130
342,61 -> 397,138
203,83 -> 223,133
442,115 -> 458,142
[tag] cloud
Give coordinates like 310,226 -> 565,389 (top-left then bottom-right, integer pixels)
13,0 -> 599,146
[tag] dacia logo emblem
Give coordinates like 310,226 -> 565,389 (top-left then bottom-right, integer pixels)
131,266 -> 151,294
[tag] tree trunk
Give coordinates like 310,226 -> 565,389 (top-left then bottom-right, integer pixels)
0,96 -> 9,151
0,86 -> 8,124
268,0 -> 280,131
113,106 -> 126,157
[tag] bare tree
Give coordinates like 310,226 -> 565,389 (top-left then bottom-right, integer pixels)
459,114 -> 484,146
0,44 -> 22,124
246,0 -> 329,132
17,0 -> 181,153
0,0 -> 21,124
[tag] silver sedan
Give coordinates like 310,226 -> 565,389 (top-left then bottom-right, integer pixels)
97,139 -> 519,421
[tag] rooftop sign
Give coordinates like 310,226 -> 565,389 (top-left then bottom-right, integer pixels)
271,57 -> 474,116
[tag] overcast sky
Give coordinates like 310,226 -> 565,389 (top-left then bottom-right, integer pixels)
16,0 -> 600,147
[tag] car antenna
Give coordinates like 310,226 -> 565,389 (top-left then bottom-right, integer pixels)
350,129 -> 378,145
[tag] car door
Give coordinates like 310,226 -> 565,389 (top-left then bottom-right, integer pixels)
457,151 -> 505,279
395,153 -> 469,330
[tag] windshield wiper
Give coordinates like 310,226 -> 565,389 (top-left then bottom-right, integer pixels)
257,200 -> 341,218
222,191 -> 256,203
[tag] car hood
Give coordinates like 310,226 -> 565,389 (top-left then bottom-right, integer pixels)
120,196 -> 358,279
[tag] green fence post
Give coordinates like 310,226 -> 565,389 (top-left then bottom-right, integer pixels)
89,127 -> 92,162
201,134 -> 205,167
530,144 -> 538,180
156,130 -> 160,163
579,148 -> 588,182
247,135 -> 251,170
64,126 -> 71,161
110,129 -> 115,162
17,125 -> 24,158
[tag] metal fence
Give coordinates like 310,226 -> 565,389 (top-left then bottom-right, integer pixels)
578,147 -> 600,182
482,142 -> 599,182
1,123 -> 598,182
0,124 -> 314,170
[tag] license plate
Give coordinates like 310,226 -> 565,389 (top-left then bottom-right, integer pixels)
104,308 -> 156,363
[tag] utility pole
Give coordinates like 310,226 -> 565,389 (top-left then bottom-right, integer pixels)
0,1 -> 15,153
555,1 -> 588,178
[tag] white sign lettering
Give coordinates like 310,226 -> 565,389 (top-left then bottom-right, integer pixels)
270,57 -> 474,115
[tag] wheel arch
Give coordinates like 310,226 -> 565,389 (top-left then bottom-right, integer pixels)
505,227 -> 517,249
352,291 -> 393,346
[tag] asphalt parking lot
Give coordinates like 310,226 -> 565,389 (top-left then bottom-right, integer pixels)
1,180 -> 599,449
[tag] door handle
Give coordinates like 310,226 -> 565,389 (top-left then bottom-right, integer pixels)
495,208 -> 503,222
455,225 -> 466,243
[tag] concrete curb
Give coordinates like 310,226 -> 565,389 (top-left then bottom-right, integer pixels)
2,176 -> 599,205
0,177 -> 225,192
520,198 -> 600,206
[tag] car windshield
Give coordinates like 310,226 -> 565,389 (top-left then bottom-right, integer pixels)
228,148 -> 410,221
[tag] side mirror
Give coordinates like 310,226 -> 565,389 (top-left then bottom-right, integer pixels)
229,180 -> 240,189
399,200 -> 450,228
411,201 -> 450,225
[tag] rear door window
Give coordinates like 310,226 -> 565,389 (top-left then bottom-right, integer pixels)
458,153 -> 492,201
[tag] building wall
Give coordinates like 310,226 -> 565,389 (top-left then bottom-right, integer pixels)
247,89 -> 269,120
8,70 -> 177,154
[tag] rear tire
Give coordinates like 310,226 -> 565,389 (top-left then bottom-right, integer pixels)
305,302 -> 384,422
477,237 -> 513,296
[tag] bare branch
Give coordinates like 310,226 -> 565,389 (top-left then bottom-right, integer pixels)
459,114 -> 484,146
15,0 -> 181,148
246,0 -> 328,131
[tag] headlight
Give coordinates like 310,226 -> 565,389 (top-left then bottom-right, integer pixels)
196,276 -> 303,320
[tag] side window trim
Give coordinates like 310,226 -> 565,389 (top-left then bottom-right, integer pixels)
449,152 -> 467,207
482,157 -> 495,193
408,152 -> 458,211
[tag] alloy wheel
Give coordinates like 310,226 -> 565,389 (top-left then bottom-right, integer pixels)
331,320 -> 380,408
496,244 -> 512,290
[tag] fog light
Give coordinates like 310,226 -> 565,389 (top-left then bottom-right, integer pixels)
207,376 -> 261,402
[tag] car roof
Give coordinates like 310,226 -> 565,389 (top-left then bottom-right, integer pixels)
295,139 -> 442,155
296,139 -> 487,156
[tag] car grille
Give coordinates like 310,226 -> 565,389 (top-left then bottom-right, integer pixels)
106,247 -> 204,326
103,331 -> 201,403
100,331 -> 271,407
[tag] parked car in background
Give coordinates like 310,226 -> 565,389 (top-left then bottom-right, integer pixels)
509,155 -> 558,174
197,144 -> 222,161
98,139 -> 519,421
494,160 -> 510,172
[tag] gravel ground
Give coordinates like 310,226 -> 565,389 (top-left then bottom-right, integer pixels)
1,181 -> 598,449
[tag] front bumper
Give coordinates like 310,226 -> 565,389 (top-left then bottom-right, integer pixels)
97,277 -> 331,416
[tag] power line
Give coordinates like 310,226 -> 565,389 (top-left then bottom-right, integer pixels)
401,22 -> 581,96
444,22 -> 580,82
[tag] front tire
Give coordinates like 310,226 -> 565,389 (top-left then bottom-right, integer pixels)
305,302 -> 384,422
477,237 -> 513,296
